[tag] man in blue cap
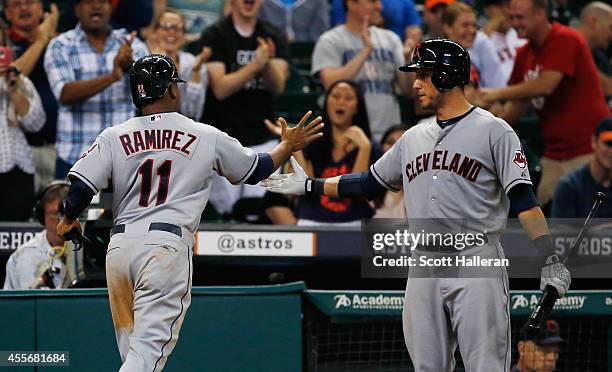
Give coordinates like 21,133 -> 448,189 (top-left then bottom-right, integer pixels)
511,319 -> 563,372
552,117 -> 612,218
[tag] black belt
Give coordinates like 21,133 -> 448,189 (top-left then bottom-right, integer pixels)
111,223 -> 182,237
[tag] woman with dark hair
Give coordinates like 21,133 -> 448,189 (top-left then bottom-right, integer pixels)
293,80 -> 383,225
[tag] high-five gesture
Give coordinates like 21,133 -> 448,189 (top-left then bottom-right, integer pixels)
279,111 -> 324,153
261,156 -> 309,195
262,110 -> 324,171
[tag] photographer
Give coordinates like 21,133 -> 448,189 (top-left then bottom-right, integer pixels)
0,40 -> 46,221
4,181 -> 69,289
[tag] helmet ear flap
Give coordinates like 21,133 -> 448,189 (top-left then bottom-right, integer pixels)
152,69 -> 171,91
432,70 -> 452,92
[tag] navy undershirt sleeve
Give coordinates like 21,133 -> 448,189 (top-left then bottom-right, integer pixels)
244,153 -> 274,185
64,178 -> 96,220
337,171 -> 388,199
508,183 -> 538,215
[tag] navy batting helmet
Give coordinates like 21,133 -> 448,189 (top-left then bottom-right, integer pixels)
129,54 -> 186,108
399,39 -> 470,92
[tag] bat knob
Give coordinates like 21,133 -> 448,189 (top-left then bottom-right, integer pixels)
521,322 -> 543,337
596,192 -> 608,204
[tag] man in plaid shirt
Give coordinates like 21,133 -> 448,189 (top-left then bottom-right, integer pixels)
43,0 -> 148,178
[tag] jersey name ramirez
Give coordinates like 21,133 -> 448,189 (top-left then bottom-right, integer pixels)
405,150 -> 483,182
119,129 -> 200,159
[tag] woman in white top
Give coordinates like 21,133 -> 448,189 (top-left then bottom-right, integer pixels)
442,2 -> 506,89
147,10 -> 209,120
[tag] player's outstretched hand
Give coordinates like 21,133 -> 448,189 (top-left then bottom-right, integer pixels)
279,111 -> 324,152
540,254 -> 571,298
261,156 -> 308,195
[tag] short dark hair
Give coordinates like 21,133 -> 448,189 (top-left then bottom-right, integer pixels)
72,0 -> 111,6
483,0 -> 508,7
380,124 -> 409,147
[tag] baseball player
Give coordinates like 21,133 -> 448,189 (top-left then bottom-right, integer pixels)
262,39 -> 570,372
56,54 -> 323,372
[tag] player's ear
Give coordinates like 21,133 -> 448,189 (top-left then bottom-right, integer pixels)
517,341 -> 525,353
168,83 -> 179,100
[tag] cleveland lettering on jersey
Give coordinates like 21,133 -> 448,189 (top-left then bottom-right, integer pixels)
405,150 -> 483,182
119,129 -> 199,158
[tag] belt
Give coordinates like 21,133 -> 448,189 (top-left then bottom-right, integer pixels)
111,223 -> 182,237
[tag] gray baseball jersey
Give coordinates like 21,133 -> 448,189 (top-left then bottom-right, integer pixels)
68,111 -> 258,371
311,25 -> 405,138
372,107 -> 531,234
69,112 -> 258,233
371,107 -> 530,372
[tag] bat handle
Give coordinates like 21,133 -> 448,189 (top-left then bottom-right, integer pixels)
522,285 -> 559,336
64,227 -> 91,251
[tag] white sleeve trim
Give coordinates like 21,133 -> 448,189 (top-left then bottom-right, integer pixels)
370,164 -> 401,192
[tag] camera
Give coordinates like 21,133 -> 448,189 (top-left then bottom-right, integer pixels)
0,46 -> 13,67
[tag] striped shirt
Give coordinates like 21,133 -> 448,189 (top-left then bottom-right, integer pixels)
43,24 -> 149,165
0,76 -> 46,174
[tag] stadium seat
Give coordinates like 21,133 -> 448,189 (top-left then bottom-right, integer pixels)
276,91 -> 322,124
288,42 -> 315,71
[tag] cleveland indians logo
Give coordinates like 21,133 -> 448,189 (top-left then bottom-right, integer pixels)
413,43 -> 422,61
513,148 -> 527,169
79,143 -> 97,160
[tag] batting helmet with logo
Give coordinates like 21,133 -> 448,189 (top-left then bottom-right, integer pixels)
399,39 -> 471,92
129,54 -> 186,108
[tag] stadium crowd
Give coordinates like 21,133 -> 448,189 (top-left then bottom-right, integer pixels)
0,0 -> 610,286
1,0 -> 609,226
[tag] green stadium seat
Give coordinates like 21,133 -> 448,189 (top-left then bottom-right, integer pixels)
276,91 -> 322,124
288,42 -> 315,71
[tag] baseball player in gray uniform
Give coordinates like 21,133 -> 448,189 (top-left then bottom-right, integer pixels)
262,39 -> 571,372
56,54 -> 323,372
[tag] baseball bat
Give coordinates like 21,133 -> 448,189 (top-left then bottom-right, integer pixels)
64,227 -> 92,251
522,192 -> 608,336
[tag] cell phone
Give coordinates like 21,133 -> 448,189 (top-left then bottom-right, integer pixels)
0,46 -> 12,67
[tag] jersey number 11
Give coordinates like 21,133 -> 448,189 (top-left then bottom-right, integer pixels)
138,159 -> 172,207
